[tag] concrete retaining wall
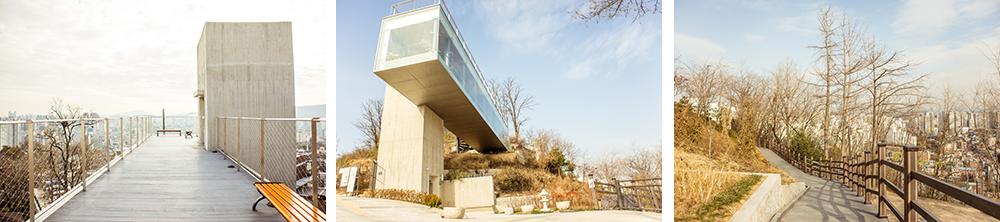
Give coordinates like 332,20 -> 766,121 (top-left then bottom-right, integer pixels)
729,173 -> 807,222
441,176 -> 494,212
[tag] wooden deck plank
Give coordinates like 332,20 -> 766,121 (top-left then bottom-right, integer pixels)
46,136 -> 285,221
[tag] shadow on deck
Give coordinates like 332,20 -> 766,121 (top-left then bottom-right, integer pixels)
46,136 -> 285,221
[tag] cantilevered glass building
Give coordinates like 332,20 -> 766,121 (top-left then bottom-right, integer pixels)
373,3 -> 508,153
371,2 -> 508,196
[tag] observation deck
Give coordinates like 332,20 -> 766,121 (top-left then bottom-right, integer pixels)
373,3 -> 509,152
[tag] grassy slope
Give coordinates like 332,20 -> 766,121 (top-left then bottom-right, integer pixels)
674,103 -> 797,219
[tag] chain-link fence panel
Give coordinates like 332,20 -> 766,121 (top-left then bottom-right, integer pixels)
0,122 -> 30,222
215,117 -> 326,212
0,117 -> 154,222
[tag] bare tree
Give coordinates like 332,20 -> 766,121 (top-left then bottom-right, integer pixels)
978,38 -> 1000,79
524,129 -> 579,169
352,98 -> 383,149
570,0 -> 661,25
622,142 -> 661,180
722,67 -> 767,145
487,77 -> 536,145
34,98 -> 102,205
677,58 -> 732,155
807,6 -> 842,158
590,149 -> 623,182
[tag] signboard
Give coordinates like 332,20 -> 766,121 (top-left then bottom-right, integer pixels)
339,168 -> 351,187
346,167 -> 359,193
588,179 -> 595,188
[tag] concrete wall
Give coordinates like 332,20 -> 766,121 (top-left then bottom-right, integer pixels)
376,85 -> 444,194
441,176 -> 495,210
195,22 -> 296,187
729,173 -> 807,222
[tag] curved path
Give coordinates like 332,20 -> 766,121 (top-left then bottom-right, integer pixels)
757,147 -> 887,222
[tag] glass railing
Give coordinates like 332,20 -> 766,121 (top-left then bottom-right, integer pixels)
375,1 -> 509,149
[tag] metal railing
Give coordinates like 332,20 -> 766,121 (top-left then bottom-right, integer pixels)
589,175 -> 662,212
386,0 -> 504,124
214,116 -> 326,212
773,143 -> 1000,221
0,116 -> 154,222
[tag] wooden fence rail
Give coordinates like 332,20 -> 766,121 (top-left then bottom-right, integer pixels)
588,176 -> 662,213
772,143 -> 1000,222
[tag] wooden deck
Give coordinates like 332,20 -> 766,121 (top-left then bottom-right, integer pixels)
46,136 -> 285,221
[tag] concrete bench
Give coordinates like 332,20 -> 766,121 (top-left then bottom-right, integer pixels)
156,129 -> 182,136
253,182 -> 326,222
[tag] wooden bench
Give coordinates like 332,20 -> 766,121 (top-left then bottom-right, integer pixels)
156,129 -> 182,136
253,182 -> 326,222
184,130 -> 193,138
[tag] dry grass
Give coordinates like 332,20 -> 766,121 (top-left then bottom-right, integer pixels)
674,103 -> 797,220
444,152 -> 525,170
674,170 -> 751,219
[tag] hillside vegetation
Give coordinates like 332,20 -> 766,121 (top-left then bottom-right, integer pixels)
674,102 -> 797,220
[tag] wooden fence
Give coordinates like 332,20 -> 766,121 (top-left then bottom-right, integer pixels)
773,143 -> 1000,221
589,176 -> 662,213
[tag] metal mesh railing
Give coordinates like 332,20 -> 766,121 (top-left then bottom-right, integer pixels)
215,117 -> 326,212
0,116 -> 153,222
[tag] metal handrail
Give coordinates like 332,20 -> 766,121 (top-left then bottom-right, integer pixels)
0,116 -> 154,221
213,116 -> 325,211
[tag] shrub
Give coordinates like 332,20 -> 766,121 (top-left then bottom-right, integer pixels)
790,130 -> 822,160
494,167 -> 535,193
422,194 -> 441,208
360,189 -> 423,205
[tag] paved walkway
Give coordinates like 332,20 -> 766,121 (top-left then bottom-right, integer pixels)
47,136 -> 285,221
757,147 -> 888,222
335,196 -> 661,222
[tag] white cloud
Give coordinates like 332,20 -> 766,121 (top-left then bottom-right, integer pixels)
583,22 -> 661,79
893,0 -> 1000,38
675,33 -> 725,60
741,0 -> 778,11
563,60 -> 595,80
775,11 -> 817,36
0,0 -> 325,114
744,34 -> 766,43
909,33 -> 1000,95
471,0 -> 575,53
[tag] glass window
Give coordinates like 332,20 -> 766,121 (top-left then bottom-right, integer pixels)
387,20 -> 435,61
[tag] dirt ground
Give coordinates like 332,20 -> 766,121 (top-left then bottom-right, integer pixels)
883,194 -> 999,222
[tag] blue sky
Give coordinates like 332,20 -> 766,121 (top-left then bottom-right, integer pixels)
676,0 -> 1000,97
334,0 -> 663,160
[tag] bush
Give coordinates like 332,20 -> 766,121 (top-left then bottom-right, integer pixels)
423,194 -> 441,208
360,189 -> 423,205
790,130 -> 822,160
494,167 -> 536,193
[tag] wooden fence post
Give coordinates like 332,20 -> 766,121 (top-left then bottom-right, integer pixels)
857,154 -> 863,196
877,143 -> 887,218
864,150 -> 871,204
904,145 -> 918,222
612,178 -> 623,210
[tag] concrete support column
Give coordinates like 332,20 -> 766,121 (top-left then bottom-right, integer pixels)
376,85 -> 444,194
